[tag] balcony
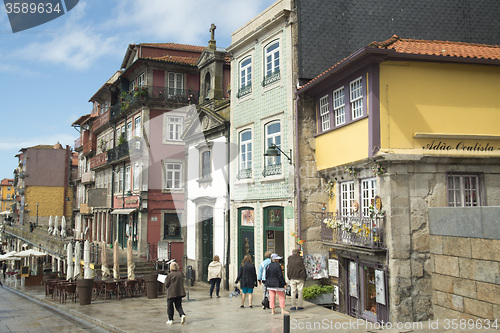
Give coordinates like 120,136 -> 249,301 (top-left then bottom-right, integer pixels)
237,84 -> 252,98
82,137 -> 96,155
107,137 -> 144,164
262,164 -> 282,177
262,70 -> 280,87
90,152 -> 108,170
92,111 -> 110,132
110,86 -> 199,123
88,188 -> 111,208
237,168 -> 252,180
81,171 -> 95,184
74,137 -> 82,151
321,212 -> 386,250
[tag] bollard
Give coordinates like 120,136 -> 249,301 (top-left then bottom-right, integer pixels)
283,313 -> 290,333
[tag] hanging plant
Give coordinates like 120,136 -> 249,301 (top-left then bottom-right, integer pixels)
324,180 -> 335,199
372,163 -> 386,176
344,166 -> 358,178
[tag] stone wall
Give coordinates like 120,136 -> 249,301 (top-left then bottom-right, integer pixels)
429,206 -> 500,320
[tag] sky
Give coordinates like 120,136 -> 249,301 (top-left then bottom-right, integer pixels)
0,0 -> 274,179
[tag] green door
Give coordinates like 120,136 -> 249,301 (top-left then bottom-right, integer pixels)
201,207 -> 213,282
118,214 -> 128,248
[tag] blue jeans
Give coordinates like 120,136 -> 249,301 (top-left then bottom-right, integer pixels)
210,278 -> 221,297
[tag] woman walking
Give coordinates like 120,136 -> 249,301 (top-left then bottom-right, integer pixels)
207,255 -> 224,298
235,254 -> 257,308
265,253 -> 289,315
165,262 -> 186,325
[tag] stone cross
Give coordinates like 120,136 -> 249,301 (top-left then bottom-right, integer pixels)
210,23 -> 216,40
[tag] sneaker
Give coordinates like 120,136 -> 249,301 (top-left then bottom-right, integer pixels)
166,320 -> 173,325
297,307 -> 304,310
181,315 -> 186,324
290,307 -> 297,310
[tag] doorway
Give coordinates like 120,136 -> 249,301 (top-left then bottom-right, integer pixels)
201,207 -> 213,282
263,206 -> 284,257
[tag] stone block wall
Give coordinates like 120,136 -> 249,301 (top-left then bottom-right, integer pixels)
430,235 -> 500,320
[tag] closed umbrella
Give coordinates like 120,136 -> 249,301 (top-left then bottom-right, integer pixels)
73,241 -> 81,279
127,238 -> 135,280
113,240 -> 119,279
101,242 -> 111,278
61,216 -> 67,238
53,216 -> 59,237
84,240 -> 92,279
48,216 -> 53,235
66,243 -> 74,280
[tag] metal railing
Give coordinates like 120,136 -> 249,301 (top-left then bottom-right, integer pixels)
237,84 -> 252,98
262,70 -> 280,87
321,212 -> 386,249
262,163 -> 282,177
237,168 -> 252,180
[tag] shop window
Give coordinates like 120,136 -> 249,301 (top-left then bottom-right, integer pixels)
164,212 -> 181,239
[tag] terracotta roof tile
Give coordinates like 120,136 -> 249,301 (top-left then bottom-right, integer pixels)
369,34 -> 500,60
299,35 -> 500,91
151,54 -> 199,66
138,43 -> 205,53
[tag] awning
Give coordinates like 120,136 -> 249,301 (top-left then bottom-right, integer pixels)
110,208 -> 137,215
0,211 -> 11,216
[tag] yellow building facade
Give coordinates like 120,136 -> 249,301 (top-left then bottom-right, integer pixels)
0,178 -> 14,212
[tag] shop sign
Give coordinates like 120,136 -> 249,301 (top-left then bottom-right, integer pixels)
375,269 -> 386,305
422,140 -> 500,152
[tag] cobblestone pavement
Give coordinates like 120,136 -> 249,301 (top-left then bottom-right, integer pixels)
1,278 -> 495,333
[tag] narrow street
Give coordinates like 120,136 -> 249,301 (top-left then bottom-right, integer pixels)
0,287 -> 108,333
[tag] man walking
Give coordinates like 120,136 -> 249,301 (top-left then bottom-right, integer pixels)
287,249 -> 306,310
257,251 -> 272,309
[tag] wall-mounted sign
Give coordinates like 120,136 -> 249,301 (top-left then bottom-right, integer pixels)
374,196 -> 382,210
422,140 -> 500,152
329,259 -> 339,277
375,269 -> 386,305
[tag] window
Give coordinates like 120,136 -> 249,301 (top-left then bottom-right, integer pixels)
164,212 -> 181,238
239,56 -> 252,97
108,170 -> 113,194
134,116 -> 141,137
361,178 -> 377,217
165,116 -> 183,141
125,165 -> 131,192
137,72 -> 145,87
265,121 -> 281,166
265,40 -> 280,76
333,87 -> 345,126
319,95 -> 330,131
340,181 -> 355,216
238,130 -> 252,179
448,174 -> 481,207
101,101 -> 109,115
350,77 -> 363,120
126,121 -> 133,141
164,162 -> 182,190
168,72 -> 184,96
115,167 -> 124,193
201,150 -> 211,179
133,163 -> 141,191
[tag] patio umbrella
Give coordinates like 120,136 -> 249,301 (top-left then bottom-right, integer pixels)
53,216 -> 59,237
127,238 -> 135,280
73,241 -> 81,279
101,242 -> 111,278
61,216 -> 67,238
48,216 -> 53,235
113,240 -> 119,279
0,251 -> 21,261
84,240 -> 92,279
66,243 -> 74,280
15,249 -> 47,257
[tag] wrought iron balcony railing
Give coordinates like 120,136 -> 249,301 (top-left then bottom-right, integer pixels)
321,212 -> 386,250
262,163 -> 282,177
262,70 -> 280,87
107,143 -> 129,164
237,84 -> 252,98
237,168 -> 252,180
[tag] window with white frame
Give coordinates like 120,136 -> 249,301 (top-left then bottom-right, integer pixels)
265,40 -> 280,77
361,178 -> 377,217
201,150 -> 211,179
340,181 -> 355,216
319,95 -> 330,131
164,162 -> 183,190
137,72 -> 145,87
168,72 -> 184,96
129,80 -> 136,92
126,121 -> 133,141
240,56 -> 252,91
350,77 -> 363,120
108,170 -> 113,194
447,173 -> 481,207
239,130 -> 252,178
108,132 -> 113,150
133,163 -> 141,191
134,116 -> 141,137
333,87 -> 345,126
115,167 -> 124,193
125,165 -> 131,192
165,116 -> 183,141
265,121 -> 281,166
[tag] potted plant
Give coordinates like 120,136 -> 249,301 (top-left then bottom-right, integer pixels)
303,284 -> 335,305
133,86 -> 149,98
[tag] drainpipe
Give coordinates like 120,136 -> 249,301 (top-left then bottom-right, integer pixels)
225,122 -> 230,290
294,90 -> 302,239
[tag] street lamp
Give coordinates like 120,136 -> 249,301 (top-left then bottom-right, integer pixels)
264,143 -> 292,165
36,202 -> 39,227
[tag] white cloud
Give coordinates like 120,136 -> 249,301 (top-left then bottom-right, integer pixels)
0,133 -> 77,151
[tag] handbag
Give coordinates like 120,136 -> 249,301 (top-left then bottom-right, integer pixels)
285,284 -> 291,296
262,296 -> 270,308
